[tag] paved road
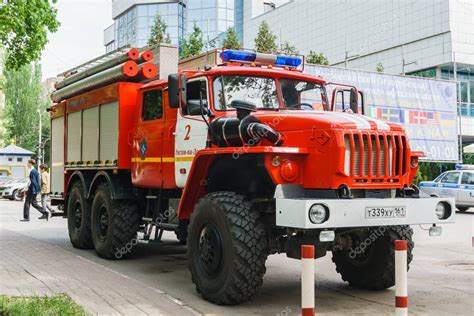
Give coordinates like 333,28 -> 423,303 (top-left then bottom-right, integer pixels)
1,199 -> 473,315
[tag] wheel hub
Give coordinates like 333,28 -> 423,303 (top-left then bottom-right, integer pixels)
73,201 -> 82,231
198,224 -> 223,277
97,205 -> 109,241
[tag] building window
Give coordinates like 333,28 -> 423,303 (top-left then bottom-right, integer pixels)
8,157 -> 13,162
17,157 -> 23,162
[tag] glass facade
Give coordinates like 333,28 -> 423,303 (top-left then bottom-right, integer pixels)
187,0 -> 235,48
115,2 -> 185,49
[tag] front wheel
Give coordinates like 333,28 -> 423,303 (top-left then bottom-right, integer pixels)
332,225 -> 414,290
13,189 -> 23,201
187,192 -> 268,305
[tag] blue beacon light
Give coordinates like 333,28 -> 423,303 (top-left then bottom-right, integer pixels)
221,49 -> 302,68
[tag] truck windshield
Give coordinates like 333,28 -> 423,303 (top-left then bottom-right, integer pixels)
213,75 -> 279,110
213,75 -> 325,111
280,78 -> 325,110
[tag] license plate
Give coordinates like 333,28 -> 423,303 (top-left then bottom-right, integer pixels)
365,206 -> 406,219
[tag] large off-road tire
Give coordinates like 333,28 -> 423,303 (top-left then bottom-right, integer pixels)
67,182 -> 93,249
187,191 -> 268,305
91,183 -> 140,259
332,225 -> 414,290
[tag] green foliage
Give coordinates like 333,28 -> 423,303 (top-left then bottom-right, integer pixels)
254,21 -> 277,53
0,294 -> 86,316
3,62 -> 49,158
0,0 -> 60,70
376,62 -> 384,73
180,23 -> 204,59
306,50 -> 329,65
280,41 -> 298,55
222,27 -> 241,49
147,13 -> 171,48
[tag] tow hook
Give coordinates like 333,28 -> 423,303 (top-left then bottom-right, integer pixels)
429,224 -> 442,236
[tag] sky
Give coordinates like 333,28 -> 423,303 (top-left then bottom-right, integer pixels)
40,0 -> 113,80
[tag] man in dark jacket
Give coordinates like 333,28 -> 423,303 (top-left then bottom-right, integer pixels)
21,159 -> 49,221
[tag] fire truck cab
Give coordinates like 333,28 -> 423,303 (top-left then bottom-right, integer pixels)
51,47 -> 455,305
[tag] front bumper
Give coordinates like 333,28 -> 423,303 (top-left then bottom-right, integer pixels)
276,196 -> 455,229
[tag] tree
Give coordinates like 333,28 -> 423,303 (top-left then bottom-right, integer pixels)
180,23 -> 204,59
376,62 -> 384,73
254,21 -> 277,53
306,50 -> 329,65
0,0 -> 60,70
3,63 -> 49,158
280,41 -> 298,55
147,13 -> 171,48
222,27 -> 241,49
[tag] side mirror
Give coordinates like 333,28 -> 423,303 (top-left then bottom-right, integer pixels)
168,74 -> 179,108
350,88 -> 358,113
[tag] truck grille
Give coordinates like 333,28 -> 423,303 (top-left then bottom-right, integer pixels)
344,133 -> 408,179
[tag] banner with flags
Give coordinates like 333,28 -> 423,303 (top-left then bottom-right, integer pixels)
305,65 -> 459,161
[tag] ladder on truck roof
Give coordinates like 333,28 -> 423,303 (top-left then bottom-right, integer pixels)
58,45 -> 132,78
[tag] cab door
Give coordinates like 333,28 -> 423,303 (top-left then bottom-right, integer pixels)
458,171 -> 474,206
174,77 -> 209,188
132,87 -> 165,188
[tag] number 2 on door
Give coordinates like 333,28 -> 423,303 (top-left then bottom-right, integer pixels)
184,125 -> 191,140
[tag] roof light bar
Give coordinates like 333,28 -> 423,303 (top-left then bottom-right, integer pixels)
455,164 -> 474,170
221,49 -> 303,68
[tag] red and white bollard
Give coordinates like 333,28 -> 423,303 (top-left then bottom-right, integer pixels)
301,245 -> 315,316
395,240 -> 408,316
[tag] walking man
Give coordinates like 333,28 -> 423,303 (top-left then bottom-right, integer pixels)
21,159 -> 49,221
39,164 -> 54,215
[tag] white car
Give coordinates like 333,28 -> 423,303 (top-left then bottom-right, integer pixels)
419,165 -> 474,212
0,178 -> 28,201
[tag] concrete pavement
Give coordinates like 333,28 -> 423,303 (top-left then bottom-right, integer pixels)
1,199 -> 473,315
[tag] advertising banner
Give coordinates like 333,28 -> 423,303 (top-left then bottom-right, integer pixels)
305,65 -> 459,161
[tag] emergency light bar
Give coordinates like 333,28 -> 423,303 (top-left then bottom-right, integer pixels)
221,49 -> 303,68
455,164 -> 474,170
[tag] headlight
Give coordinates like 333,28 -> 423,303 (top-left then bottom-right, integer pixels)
435,202 -> 451,220
309,204 -> 329,224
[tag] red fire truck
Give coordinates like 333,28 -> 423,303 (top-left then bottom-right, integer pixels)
49,46 -> 455,305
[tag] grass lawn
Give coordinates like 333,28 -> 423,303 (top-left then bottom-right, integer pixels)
0,294 -> 87,315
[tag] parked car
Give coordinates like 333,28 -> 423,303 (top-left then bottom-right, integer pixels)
0,176 -> 12,186
0,178 -> 28,201
419,165 -> 474,212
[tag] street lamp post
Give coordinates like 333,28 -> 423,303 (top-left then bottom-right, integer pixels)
345,51 -> 360,68
37,109 -> 42,166
402,59 -> 418,75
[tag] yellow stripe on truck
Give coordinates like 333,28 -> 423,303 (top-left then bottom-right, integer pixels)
131,156 -> 194,163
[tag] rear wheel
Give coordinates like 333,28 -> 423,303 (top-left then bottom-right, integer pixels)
67,182 -> 93,249
187,191 -> 268,305
457,206 -> 469,212
91,183 -> 140,259
332,225 -> 414,290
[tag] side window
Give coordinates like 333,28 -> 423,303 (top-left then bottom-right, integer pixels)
440,172 -> 460,184
434,172 -> 446,182
142,89 -> 163,121
333,90 -> 363,113
461,172 -> 474,185
184,79 -> 208,116
17,157 -> 23,162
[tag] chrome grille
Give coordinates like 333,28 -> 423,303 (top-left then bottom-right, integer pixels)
344,133 -> 407,179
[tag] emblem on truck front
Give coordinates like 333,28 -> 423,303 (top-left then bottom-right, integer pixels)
140,138 -> 147,160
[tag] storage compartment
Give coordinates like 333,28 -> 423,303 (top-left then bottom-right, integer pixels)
51,116 -> 64,193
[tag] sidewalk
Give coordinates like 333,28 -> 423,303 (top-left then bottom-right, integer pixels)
0,228 -> 200,315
